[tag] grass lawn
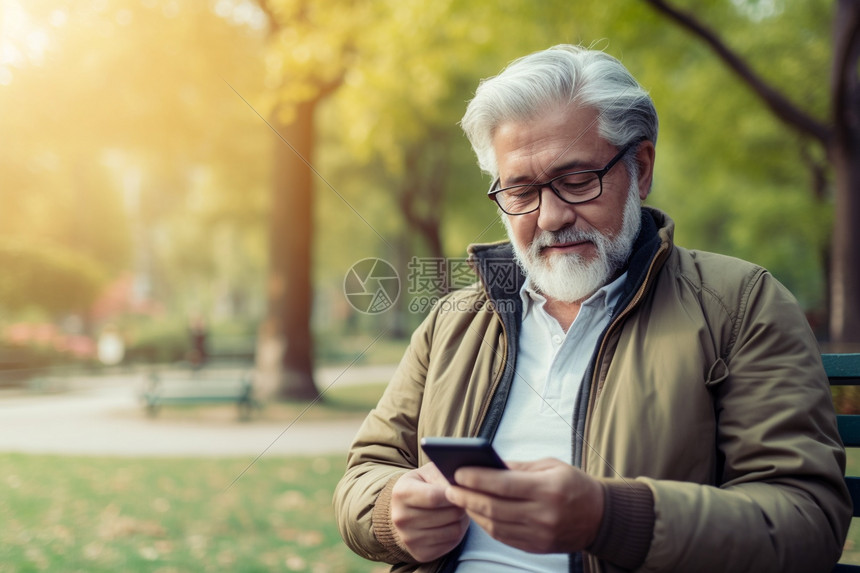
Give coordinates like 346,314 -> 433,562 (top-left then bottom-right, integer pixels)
0,453 -> 388,573
3,450 -> 858,572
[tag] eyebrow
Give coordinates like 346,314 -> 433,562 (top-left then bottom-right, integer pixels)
502,159 -> 593,187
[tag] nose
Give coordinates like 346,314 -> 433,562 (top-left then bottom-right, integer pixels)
536,186 -> 577,232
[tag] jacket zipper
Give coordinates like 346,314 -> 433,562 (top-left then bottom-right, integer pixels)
575,242 -> 668,573
582,241 -> 670,469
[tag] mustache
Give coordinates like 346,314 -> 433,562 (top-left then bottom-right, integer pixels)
531,225 -> 602,252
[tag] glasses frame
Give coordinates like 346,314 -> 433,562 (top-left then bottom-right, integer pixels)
487,141 -> 638,215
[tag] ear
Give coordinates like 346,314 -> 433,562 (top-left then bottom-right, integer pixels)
635,141 -> 656,200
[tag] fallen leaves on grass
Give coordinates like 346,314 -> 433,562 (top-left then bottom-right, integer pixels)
276,527 -> 323,547
274,490 -> 308,511
97,503 -> 165,540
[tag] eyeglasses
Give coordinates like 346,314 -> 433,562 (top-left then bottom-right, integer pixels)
488,141 -> 637,215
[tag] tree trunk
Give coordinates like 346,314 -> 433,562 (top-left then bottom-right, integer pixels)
385,232 -> 410,339
829,141 -> 860,348
399,143 -> 447,262
828,0 -> 860,348
255,100 -> 319,400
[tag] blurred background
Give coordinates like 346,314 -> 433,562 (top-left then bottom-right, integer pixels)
0,0 -> 841,385
1,0 -> 858,571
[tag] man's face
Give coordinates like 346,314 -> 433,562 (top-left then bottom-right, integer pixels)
493,104 -> 654,303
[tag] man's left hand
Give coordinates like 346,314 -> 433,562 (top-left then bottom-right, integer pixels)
444,457 -> 604,554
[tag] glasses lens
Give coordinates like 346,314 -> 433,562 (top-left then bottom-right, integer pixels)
496,186 -> 539,214
493,170 -> 606,214
553,172 -> 602,203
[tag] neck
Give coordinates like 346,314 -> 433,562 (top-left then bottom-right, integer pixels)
542,297 -> 582,333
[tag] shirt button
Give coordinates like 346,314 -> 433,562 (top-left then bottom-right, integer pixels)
552,335 -> 562,345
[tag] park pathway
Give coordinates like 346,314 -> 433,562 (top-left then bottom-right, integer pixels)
0,364 -> 396,457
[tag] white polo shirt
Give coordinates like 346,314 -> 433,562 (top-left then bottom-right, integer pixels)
456,272 -> 627,572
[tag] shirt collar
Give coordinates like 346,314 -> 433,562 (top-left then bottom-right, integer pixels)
520,271 -> 628,320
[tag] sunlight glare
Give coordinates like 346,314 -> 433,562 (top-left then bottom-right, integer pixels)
49,9 -> 67,28
0,0 -> 53,74
214,0 -> 267,31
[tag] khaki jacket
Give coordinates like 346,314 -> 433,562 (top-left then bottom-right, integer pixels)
334,208 -> 851,572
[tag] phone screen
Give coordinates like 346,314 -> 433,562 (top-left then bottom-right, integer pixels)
420,437 -> 507,484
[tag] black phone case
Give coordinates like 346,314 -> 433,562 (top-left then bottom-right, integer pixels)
420,437 -> 507,484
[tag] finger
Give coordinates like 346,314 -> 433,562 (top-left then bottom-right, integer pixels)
466,516 -> 552,554
456,459 -> 576,500
453,467 -> 536,499
417,462 -> 450,487
446,485 -> 533,524
397,512 -> 471,562
394,479 -> 456,510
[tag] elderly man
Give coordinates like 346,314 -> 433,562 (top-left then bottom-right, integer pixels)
334,45 -> 851,572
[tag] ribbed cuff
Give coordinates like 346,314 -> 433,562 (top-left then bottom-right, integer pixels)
371,475 -> 419,565
587,479 -> 655,570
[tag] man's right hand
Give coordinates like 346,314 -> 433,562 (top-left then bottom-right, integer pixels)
390,462 -> 470,562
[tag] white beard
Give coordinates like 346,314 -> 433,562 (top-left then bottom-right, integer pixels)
504,179 -> 642,303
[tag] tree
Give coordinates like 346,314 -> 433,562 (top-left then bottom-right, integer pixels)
252,0 -> 370,400
0,240 -> 107,315
643,0 -> 860,345
0,0 -> 269,325
320,0 -> 585,329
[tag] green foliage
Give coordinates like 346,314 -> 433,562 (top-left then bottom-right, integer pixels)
0,0 -> 270,322
313,0 -> 603,305
119,318 -> 259,365
833,385 -> 860,415
608,0 -> 833,311
0,0 -> 837,334
315,331 -> 409,366
205,319 -> 259,358
309,0 -> 836,324
122,319 -> 191,365
0,239 -> 108,315
0,343 -> 82,386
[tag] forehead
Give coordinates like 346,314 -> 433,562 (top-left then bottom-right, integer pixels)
492,105 -> 610,179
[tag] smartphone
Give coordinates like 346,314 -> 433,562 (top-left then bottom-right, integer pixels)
420,437 -> 507,484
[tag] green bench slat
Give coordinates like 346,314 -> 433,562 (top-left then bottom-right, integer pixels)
824,354 -> 860,572
847,477 -> 860,519
150,394 -> 249,403
838,415 -> 860,448
823,354 -> 860,385
142,373 -> 255,420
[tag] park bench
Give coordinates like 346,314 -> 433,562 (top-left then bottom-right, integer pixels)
141,370 -> 257,421
825,353 -> 860,573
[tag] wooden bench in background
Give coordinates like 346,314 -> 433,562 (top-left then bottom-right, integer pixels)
141,371 -> 256,421
825,353 -> 860,573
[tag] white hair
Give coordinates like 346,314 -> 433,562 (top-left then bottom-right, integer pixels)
461,45 -> 658,180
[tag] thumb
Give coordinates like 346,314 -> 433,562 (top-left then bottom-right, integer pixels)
416,462 -> 450,486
